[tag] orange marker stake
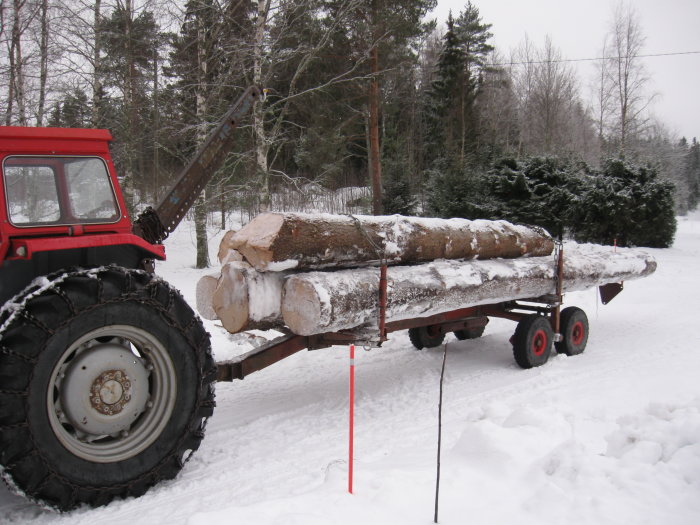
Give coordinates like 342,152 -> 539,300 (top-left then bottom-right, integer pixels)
349,344 -> 355,494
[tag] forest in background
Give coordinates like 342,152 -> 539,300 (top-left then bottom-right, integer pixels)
1,0 -> 698,264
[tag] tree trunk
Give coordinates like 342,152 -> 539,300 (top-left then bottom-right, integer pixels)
152,42 -> 160,200
254,0 -> 270,211
228,212 -> 554,271
36,0 -> 48,126
281,245 -> 657,336
193,7 -> 210,269
121,0 -> 136,210
8,0 -> 28,125
5,18 -> 15,125
195,194 -> 210,269
220,181 -> 226,230
369,44 -> 382,215
92,0 -> 102,127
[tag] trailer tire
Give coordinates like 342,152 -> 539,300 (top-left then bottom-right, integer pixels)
0,266 -> 216,511
512,314 -> 553,369
454,326 -> 485,340
555,307 -> 589,356
408,326 -> 445,350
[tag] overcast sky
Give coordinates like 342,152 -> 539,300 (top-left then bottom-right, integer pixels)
433,0 -> 700,141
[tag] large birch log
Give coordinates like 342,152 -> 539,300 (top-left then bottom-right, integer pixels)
281,244 -> 657,336
229,212 -> 554,271
209,262 -> 287,333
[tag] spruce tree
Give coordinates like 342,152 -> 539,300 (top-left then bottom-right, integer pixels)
574,159 -> 676,248
684,138 -> 700,210
382,159 -> 417,215
426,13 -> 465,163
427,157 -> 493,219
454,2 -> 494,157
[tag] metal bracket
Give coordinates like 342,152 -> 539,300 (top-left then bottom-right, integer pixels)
599,282 -> 624,305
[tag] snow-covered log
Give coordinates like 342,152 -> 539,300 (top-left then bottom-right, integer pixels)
281,244 -> 657,336
228,212 -> 554,271
209,262 -> 287,333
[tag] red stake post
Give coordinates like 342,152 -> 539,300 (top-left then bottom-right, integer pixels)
349,344 -> 355,494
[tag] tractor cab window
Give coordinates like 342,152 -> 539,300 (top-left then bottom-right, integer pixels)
4,164 -> 60,224
3,156 -> 120,227
64,158 -> 119,221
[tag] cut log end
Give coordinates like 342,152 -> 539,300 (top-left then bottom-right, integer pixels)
212,264 -> 250,334
281,276 -> 322,336
195,273 -> 220,321
217,230 -> 238,264
230,212 -> 284,270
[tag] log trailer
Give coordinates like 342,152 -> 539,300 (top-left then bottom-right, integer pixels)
0,87 -> 625,511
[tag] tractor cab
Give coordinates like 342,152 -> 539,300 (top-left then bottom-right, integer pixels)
0,127 -> 164,303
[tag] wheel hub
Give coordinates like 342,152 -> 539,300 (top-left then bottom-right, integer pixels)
60,345 -> 150,437
91,370 -> 131,415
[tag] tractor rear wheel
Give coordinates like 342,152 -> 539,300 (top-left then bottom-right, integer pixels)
0,266 -> 216,511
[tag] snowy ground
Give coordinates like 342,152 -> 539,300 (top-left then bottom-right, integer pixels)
2,213 -> 700,524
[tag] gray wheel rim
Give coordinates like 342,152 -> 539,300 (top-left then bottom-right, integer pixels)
47,325 -> 177,463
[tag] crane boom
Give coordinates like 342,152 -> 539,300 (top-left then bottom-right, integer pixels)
134,86 -> 262,244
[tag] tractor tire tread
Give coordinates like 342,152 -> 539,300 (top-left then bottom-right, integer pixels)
0,266 -> 215,511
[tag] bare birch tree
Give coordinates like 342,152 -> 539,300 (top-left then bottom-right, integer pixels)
512,36 -> 589,157
5,0 -> 39,125
592,36 -> 614,147
606,2 -> 654,157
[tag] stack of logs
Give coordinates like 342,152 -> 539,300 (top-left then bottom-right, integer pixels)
196,212 -> 657,336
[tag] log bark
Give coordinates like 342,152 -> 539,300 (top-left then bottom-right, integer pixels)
229,212 -> 554,271
281,244 -> 657,336
209,262 -> 287,333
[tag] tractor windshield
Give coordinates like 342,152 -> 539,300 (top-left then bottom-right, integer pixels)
3,156 -> 120,227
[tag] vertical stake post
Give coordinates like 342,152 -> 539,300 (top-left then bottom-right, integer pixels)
434,344 -> 448,523
349,344 -> 355,494
378,264 -> 388,342
552,242 -> 564,338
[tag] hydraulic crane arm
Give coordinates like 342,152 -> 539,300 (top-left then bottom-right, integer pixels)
133,86 -> 262,244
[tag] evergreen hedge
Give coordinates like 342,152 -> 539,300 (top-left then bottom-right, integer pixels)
428,156 -> 677,248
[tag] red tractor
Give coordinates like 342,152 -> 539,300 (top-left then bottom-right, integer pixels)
0,88 -> 261,510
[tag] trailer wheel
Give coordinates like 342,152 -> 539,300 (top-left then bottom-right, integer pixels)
0,267 -> 216,511
408,326 -> 445,350
454,326 -> 485,340
555,307 -> 589,356
512,314 -> 553,369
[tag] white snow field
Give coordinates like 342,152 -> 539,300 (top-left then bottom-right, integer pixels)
2,213 -> 699,524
